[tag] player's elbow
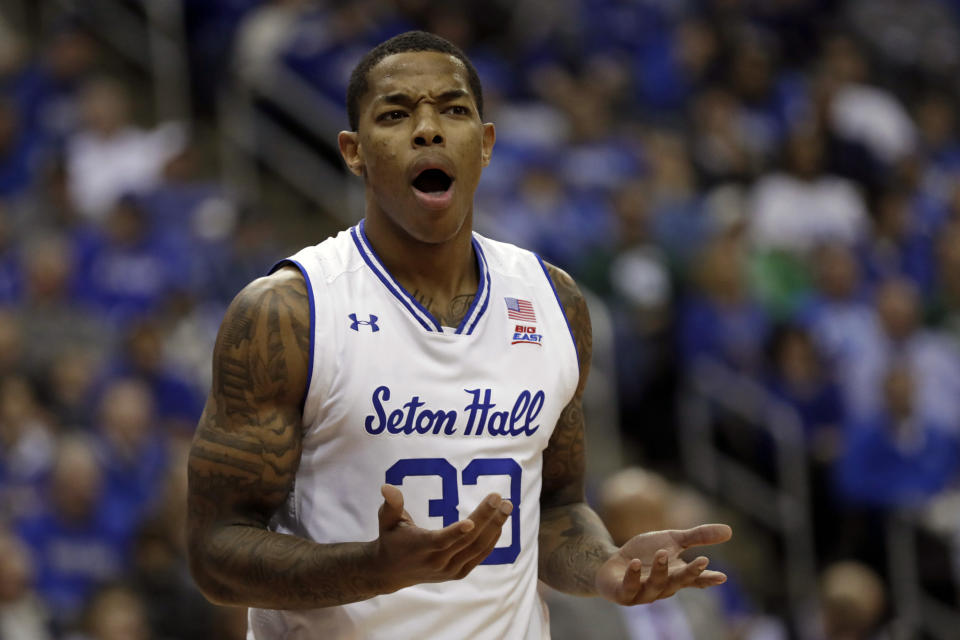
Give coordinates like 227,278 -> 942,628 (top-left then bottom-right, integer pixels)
187,532 -> 243,606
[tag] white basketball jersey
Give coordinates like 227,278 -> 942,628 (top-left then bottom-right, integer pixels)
247,220 -> 580,640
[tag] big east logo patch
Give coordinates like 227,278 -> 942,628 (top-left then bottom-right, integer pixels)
512,324 -> 543,346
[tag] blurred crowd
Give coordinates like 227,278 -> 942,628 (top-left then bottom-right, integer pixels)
1,0 -> 960,638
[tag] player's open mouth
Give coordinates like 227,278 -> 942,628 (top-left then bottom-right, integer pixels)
411,168 -> 455,209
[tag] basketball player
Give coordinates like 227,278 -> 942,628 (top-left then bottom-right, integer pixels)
186,31 -> 732,639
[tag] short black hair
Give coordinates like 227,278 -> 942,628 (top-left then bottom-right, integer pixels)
346,30 -> 483,132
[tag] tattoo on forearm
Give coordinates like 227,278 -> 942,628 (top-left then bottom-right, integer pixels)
539,504 -> 616,595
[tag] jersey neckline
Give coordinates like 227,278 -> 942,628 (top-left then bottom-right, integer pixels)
349,220 -> 491,335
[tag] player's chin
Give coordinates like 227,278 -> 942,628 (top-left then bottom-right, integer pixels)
406,209 -> 469,245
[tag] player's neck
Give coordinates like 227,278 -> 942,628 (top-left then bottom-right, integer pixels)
363,210 -> 479,303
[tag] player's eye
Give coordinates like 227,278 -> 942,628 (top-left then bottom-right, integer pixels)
378,110 -> 408,121
446,105 -> 471,116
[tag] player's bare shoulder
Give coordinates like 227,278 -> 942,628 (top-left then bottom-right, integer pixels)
212,265 -> 311,416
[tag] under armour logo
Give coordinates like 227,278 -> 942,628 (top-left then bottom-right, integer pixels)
349,313 -> 380,332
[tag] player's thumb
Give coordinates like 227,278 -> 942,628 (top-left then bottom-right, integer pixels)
378,484 -> 405,530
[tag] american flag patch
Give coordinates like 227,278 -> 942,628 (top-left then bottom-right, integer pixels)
505,297 -> 536,322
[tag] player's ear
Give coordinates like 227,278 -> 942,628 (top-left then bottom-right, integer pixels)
480,122 -> 495,168
338,130 -> 364,177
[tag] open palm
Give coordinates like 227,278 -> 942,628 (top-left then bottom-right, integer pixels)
595,524 -> 732,606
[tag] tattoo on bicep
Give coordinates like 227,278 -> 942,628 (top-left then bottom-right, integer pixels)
542,399 -> 585,497
546,264 -> 592,389
213,279 -> 308,429
540,263 -> 591,504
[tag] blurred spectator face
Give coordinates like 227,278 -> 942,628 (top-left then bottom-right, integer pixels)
51,438 -> 103,522
79,78 -> 130,137
425,6 -> 473,51
0,20 -> 25,77
937,221 -> 960,297
98,379 -> 155,458
518,167 -> 562,211
612,179 -> 652,244
874,190 -> 910,240
161,144 -> 202,183
126,322 -> 164,375
822,35 -> 868,85
23,236 -> 73,303
775,328 -> 819,385
48,348 -> 101,420
0,310 -> 23,375
883,366 -> 913,421
599,468 -> 671,545
785,127 -> 825,179
698,239 -> 746,303
949,183 -> 960,221
0,532 -> 33,603
676,19 -> 718,76
0,201 -> 11,250
647,130 -> 695,199
0,101 -> 18,156
820,561 -> 885,639
730,40 -> 773,101
815,243 -> 860,299
0,375 -> 39,447
693,88 -> 740,137
46,26 -> 98,81
914,92 -> 956,150
86,586 -> 150,640
875,278 -> 919,341
105,198 -> 148,247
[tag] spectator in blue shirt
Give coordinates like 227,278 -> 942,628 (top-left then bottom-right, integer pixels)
102,322 -> 204,430
16,436 -> 134,630
92,378 -> 168,531
835,364 -> 960,508
764,324 -> 845,455
679,236 -> 769,375
74,196 -> 186,326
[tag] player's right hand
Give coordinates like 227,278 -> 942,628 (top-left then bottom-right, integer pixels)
373,484 -> 513,593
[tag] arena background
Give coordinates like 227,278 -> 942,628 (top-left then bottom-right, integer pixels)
1,0 -> 960,638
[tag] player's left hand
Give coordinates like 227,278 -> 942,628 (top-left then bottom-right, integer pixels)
595,524 -> 732,606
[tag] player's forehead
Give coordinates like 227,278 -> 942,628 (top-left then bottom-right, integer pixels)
365,51 -> 475,106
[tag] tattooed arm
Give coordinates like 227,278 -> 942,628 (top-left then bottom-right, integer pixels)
539,263 -> 732,603
538,263 -> 618,595
188,267 -> 513,609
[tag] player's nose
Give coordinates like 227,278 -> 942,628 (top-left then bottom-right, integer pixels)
412,109 -> 444,147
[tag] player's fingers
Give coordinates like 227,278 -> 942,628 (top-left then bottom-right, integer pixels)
439,494 -> 508,554
447,500 -> 512,568
676,524 -> 732,550
429,518 -> 477,549
464,493 -> 505,528
692,570 -> 727,588
451,508 -> 513,578
378,484 -> 406,531
636,550 -> 670,601
667,556 -> 709,594
617,558 -> 644,602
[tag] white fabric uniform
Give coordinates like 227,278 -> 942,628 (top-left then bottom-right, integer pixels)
247,220 -> 580,640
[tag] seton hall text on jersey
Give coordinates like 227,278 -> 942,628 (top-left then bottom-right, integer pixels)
364,386 -> 546,437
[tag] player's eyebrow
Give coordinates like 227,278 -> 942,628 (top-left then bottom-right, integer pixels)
376,89 -> 471,107
435,89 -> 470,103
